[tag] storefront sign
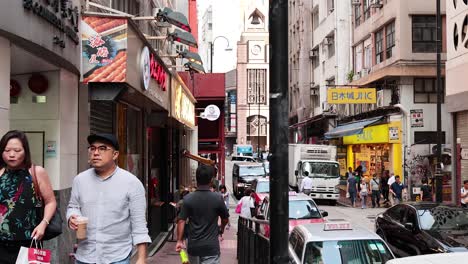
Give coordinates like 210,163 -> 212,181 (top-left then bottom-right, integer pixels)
410,109 -> 424,127
23,0 -> 80,45
173,84 -> 195,127
344,124 -> 389,144
201,105 -> 221,121
150,54 -> 167,91
140,46 -> 150,90
81,16 -> 128,83
327,88 -> 376,104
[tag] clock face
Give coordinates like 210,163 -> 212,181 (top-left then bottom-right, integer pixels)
251,44 -> 262,55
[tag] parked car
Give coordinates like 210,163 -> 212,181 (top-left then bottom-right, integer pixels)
289,221 -> 395,264
256,192 -> 327,237
386,252 -> 468,264
232,162 -> 266,198
375,202 -> 468,258
231,155 -> 257,163
250,177 -> 270,204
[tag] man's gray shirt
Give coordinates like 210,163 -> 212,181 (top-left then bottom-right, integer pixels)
66,167 -> 151,264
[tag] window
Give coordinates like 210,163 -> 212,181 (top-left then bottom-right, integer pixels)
414,78 -> 445,103
327,0 -> 335,13
293,235 -> 305,260
312,47 -> 320,69
247,69 -> 267,104
354,44 -> 363,72
354,3 -> 362,27
412,16 -> 437,52
328,36 -> 335,58
313,9 -> 319,30
208,23 -> 212,30
386,22 -> 395,59
375,29 -> 384,64
364,44 -> 372,69
386,205 -> 406,223
364,0 -> 371,20
414,131 -> 446,144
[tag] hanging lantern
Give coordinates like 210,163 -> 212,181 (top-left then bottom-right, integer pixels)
10,79 -> 21,97
28,74 -> 49,94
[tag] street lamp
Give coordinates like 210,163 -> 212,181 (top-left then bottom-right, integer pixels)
210,36 -> 233,73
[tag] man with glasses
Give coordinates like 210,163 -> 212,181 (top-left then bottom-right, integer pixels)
66,134 -> 151,264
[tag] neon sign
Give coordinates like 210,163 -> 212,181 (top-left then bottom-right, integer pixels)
150,54 -> 167,91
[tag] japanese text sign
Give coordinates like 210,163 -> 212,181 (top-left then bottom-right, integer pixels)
327,88 -> 376,104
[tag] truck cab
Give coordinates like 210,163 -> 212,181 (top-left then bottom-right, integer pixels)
289,144 -> 340,204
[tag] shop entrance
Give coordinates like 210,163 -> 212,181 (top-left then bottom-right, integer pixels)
353,144 -> 391,179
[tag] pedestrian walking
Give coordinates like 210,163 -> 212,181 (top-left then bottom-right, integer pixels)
387,173 -> 396,206
359,178 -> 369,209
389,175 -> 406,205
461,180 -> 468,208
347,171 -> 358,208
370,174 -> 381,208
355,166 -> 363,192
0,130 -> 57,263
300,172 -> 313,195
347,167 -> 353,178
380,170 -> 390,204
238,188 -> 256,218
219,185 -> 230,209
67,134 -> 151,264
176,165 -> 229,264
420,178 -> 432,202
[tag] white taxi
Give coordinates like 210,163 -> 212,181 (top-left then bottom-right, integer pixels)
289,220 -> 395,264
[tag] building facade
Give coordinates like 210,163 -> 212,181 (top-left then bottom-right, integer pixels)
288,0 -> 352,144
236,2 -> 270,154
446,0 -> 468,203
344,0 -> 452,201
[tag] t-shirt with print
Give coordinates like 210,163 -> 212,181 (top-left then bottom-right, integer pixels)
179,186 -> 230,257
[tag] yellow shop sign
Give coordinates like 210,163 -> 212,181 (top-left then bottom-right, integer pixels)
344,124 -> 390,144
327,88 -> 376,104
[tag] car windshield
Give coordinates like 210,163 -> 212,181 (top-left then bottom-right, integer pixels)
301,162 -> 340,178
303,240 -> 393,264
256,181 -> 269,193
418,207 -> 468,231
289,200 -> 321,220
239,166 -> 266,177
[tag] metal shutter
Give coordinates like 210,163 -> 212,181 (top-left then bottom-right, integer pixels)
90,101 -> 114,135
457,111 -> 468,182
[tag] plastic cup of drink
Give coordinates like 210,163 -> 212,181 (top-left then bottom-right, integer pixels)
76,216 -> 89,240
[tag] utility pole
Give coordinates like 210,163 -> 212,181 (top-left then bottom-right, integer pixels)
435,0 -> 443,203
269,0 -> 289,263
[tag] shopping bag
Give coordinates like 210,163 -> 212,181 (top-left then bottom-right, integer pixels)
15,242 -> 51,264
235,202 -> 242,214
346,192 -> 350,198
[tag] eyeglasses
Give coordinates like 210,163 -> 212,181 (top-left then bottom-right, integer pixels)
88,145 -> 113,154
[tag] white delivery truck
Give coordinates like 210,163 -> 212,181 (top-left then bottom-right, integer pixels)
289,144 -> 340,204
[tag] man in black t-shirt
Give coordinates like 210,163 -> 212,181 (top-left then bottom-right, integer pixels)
176,165 -> 229,264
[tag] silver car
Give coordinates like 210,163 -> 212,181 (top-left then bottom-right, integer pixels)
289,220 -> 395,264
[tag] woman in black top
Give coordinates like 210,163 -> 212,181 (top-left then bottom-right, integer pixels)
420,177 -> 432,201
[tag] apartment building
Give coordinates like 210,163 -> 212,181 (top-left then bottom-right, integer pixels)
288,0 -> 352,144
446,0 -> 468,197
337,0 -> 453,200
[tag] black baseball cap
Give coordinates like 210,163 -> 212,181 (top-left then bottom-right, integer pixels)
87,133 -> 120,151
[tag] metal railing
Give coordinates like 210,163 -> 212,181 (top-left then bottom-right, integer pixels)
237,216 -> 270,264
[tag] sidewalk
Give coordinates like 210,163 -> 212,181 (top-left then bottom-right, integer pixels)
147,199 -> 238,264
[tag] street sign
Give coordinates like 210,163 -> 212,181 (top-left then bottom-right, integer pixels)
410,109 -> 424,127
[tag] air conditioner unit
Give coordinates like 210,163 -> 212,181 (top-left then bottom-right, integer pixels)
361,68 -> 369,77
371,0 -> 383,8
309,49 -> 318,58
310,85 -> 319,96
323,38 -> 333,45
351,0 -> 361,6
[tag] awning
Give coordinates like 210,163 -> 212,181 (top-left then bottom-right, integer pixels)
324,116 -> 384,139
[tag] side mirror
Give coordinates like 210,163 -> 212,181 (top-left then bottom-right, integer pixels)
404,222 -> 414,230
320,210 -> 328,217
295,170 -> 298,176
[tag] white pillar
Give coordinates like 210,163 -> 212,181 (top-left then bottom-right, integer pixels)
0,37 -> 10,136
